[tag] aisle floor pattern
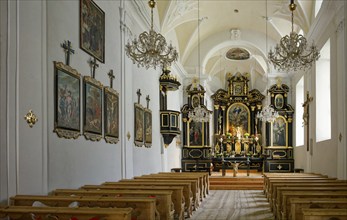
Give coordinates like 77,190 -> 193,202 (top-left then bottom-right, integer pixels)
187,190 -> 274,220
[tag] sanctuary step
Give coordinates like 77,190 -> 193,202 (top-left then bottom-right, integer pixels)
209,171 -> 264,190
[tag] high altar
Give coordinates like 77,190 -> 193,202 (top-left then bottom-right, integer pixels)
181,72 -> 295,173
211,72 -> 265,172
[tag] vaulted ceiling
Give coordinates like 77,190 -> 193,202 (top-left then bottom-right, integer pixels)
155,0 -> 316,92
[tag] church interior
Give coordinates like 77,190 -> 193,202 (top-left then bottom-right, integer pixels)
1,0 -> 347,219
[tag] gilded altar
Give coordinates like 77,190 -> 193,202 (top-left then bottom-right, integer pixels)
211,72 -> 265,159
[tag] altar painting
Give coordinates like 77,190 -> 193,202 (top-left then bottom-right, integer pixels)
227,103 -> 250,137
188,120 -> 203,147
271,116 -> 287,147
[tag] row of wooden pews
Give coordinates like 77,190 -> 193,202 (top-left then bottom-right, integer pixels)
263,172 -> 347,220
0,172 -> 209,220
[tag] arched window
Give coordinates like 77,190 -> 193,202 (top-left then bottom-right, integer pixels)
316,39 -> 331,142
295,76 -> 304,146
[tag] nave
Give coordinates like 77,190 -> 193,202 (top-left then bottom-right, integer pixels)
187,190 -> 274,220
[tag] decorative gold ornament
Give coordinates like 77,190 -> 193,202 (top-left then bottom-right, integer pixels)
24,110 -> 38,128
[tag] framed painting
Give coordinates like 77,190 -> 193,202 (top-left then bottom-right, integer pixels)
104,87 -> 119,144
188,120 -> 204,147
134,103 -> 144,147
274,94 -> 284,109
271,116 -> 288,147
80,0 -> 105,63
226,103 -> 250,137
54,61 -> 81,139
83,76 -> 103,141
144,108 -> 152,148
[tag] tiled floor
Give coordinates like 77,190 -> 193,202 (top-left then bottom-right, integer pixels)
187,190 -> 274,220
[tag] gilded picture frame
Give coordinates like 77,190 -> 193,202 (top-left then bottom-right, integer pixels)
80,0 -> 105,63
188,120 -> 204,147
271,116 -> 288,147
104,87 -> 119,144
144,108 -> 152,148
53,61 -> 81,139
274,94 -> 284,109
134,103 -> 144,147
226,103 -> 250,137
83,76 -> 103,141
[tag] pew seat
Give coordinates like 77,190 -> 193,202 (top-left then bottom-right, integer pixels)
289,197 -> 347,220
301,208 -> 347,220
0,206 -> 132,220
53,189 -> 174,220
10,195 -> 157,220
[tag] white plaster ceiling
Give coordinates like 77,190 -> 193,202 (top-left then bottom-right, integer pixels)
156,0 -> 315,92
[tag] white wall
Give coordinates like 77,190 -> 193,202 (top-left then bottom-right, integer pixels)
0,0 -> 183,204
292,0 -> 346,179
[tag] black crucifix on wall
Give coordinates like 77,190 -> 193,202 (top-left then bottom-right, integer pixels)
89,57 -> 99,78
303,91 -> 313,151
146,95 -> 150,109
137,89 -> 142,104
61,40 -> 75,66
108,70 -> 115,88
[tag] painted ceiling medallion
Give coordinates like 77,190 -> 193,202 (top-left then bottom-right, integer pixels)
226,48 -> 250,60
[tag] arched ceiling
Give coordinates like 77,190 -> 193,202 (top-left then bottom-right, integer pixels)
155,0 -> 315,92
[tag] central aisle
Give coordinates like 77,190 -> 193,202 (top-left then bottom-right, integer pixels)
187,190 -> 274,220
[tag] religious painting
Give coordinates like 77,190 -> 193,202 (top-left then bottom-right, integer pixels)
54,62 -> 81,139
83,76 -> 103,141
188,120 -> 203,147
274,94 -> 284,109
144,109 -> 152,148
104,87 -> 119,144
134,103 -> 144,147
271,116 -> 288,147
191,94 -> 200,108
80,0 -> 105,63
226,103 -> 250,138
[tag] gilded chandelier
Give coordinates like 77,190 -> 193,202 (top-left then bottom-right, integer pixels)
268,0 -> 320,72
125,0 -> 178,69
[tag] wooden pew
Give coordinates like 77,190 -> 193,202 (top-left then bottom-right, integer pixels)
103,181 -> 193,218
150,173 -> 205,199
131,177 -> 200,209
270,182 -> 347,210
157,172 -> 209,196
266,178 -> 340,200
52,189 -> 174,220
279,191 -> 347,220
289,198 -> 347,220
0,206 -> 132,220
10,195 -> 157,220
82,184 -> 185,220
264,174 -> 330,196
301,208 -> 347,220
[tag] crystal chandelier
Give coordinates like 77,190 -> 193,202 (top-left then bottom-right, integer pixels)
189,105 -> 210,122
268,0 -> 320,72
125,0 -> 178,69
257,105 -> 279,123
188,0 -> 210,123
257,0 -> 279,123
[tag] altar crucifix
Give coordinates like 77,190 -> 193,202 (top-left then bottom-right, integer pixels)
61,40 -> 75,66
108,70 -> 115,88
89,57 -> 99,78
302,91 -> 313,151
